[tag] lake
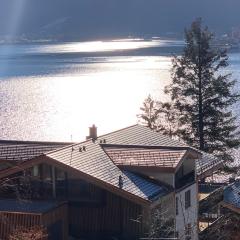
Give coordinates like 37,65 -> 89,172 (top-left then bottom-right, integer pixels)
0,39 -> 240,142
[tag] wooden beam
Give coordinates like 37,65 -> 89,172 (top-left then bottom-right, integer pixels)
221,201 -> 240,214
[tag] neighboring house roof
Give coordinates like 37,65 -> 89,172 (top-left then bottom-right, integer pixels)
104,146 -> 187,168
199,210 -> 240,240
223,180 -> 240,211
0,140 -> 71,162
197,152 -> 224,178
205,171 -> 233,184
197,149 -> 240,179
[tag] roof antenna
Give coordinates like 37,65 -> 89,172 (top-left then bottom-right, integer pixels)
70,147 -> 73,166
119,175 -> 123,189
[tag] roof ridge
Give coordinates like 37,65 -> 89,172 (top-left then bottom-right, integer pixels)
44,142 -> 80,155
101,143 -> 190,151
44,125 -> 139,155
0,139 -> 73,145
97,124 -> 138,139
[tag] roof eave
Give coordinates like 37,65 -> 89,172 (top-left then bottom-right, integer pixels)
0,155 -> 151,207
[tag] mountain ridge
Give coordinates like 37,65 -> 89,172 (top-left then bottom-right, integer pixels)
0,0 -> 240,41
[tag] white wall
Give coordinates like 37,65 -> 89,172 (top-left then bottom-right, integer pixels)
175,183 -> 198,240
148,172 -> 174,186
130,168 -> 175,186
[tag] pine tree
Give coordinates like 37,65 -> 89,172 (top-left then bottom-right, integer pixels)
137,95 -> 159,130
156,102 -> 180,138
138,96 -> 180,138
165,18 -> 240,155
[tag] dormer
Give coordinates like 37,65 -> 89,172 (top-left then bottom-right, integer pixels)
103,145 -> 201,189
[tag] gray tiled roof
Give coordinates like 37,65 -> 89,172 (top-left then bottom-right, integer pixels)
0,140 -> 71,162
196,152 -> 223,176
223,180 -> 240,209
196,149 -> 240,177
47,140 -> 168,201
99,125 -> 188,147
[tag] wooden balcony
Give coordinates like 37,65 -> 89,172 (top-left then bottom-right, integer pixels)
0,199 -> 68,240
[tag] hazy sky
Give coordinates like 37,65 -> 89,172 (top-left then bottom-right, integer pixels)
1,0 -> 240,38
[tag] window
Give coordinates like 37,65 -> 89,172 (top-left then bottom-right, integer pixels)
32,165 -> 40,177
176,196 -> 179,215
55,168 -> 67,198
185,190 -> 191,209
41,164 -> 53,197
68,179 -> 106,206
68,179 -> 91,200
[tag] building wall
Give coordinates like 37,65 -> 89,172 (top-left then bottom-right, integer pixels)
182,158 -> 195,176
148,193 -> 175,238
175,183 -> 199,240
67,171 -> 144,239
68,190 -> 144,240
149,172 -> 174,186
130,169 -> 174,187
42,203 -> 68,240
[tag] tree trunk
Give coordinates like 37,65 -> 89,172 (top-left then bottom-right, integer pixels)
198,39 -> 204,151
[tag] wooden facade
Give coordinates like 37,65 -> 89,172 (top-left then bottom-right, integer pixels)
69,191 -> 144,239
0,166 -> 147,240
0,202 -> 68,240
0,160 -> 160,240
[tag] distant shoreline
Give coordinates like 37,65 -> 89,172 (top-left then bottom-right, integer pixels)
0,36 -> 183,45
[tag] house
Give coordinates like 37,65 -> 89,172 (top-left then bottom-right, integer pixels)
196,152 -> 224,181
222,179 -> 240,214
0,125 -> 201,240
0,139 -> 71,170
199,179 -> 240,240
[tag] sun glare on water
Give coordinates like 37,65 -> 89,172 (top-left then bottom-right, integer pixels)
45,56 -> 171,141
0,40 -> 173,141
38,39 -> 165,54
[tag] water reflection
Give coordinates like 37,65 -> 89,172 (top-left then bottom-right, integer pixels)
0,54 -> 171,142
0,40 -> 239,142
36,39 -> 182,54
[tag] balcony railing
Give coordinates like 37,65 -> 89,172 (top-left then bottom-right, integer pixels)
175,171 -> 195,189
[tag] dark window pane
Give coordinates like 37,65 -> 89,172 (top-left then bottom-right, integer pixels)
176,197 -> 179,215
68,179 -> 105,205
185,190 -> 191,209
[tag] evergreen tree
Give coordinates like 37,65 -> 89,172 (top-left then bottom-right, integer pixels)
156,101 -> 180,138
165,18 -> 240,155
138,96 -> 180,138
137,95 -> 159,130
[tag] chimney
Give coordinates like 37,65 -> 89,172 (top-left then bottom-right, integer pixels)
86,124 -> 97,141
